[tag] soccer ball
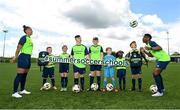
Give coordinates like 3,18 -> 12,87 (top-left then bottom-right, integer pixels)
43,82 -> 51,90
91,83 -> 99,91
149,84 -> 158,93
106,83 -> 114,92
130,20 -> 138,28
72,84 -> 81,93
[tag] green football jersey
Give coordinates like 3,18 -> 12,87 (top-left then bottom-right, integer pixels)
45,54 -> 55,68
60,52 -> 70,58
21,36 -> 33,55
71,44 -> 88,68
89,45 -> 103,60
116,57 -> 126,69
146,41 -> 170,61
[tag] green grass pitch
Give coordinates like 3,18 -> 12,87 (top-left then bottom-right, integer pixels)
0,62 -> 180,109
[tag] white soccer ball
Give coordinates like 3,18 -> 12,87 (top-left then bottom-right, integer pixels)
150,84 -> 158,93
72,84 -> 81,93
91,83 -> 99,91
43,82 -> 51,90
130,20 -> 138,28
106,83 -> 114,92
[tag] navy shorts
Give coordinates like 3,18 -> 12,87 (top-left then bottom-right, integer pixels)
90,65 -> 102,71
42,67 -> 54,78
59,63 -> 69,73
73,65 -> 86,74
17,53 -> 31,69
156,61 -> 170,70
131,67 -> 142,74
117,69 -> 126,78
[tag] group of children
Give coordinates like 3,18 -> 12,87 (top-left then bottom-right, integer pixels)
40,35 -> 146,93
40,45 -> 70,91
12,26 -> 170,98
11,25 -> 170,98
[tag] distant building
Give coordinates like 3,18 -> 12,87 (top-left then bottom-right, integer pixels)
171,55 -> 180,62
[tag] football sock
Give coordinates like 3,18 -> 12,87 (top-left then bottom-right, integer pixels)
61,77 -> 64,88
138,78 -> 142,90
97,76 -> 101,89
154,74 -> 162,93
90,76 -> 94,87
103,80 -> 107,88
74,78 -> 79,84
63,77 -> 65,88
43,78 -> 47,86
65,77 -> 68,88
118,78 -> 122,90
80,77 -> 84,90
20,73 -> 27,91
159,74 -> 164,90
112,79 -> 116,88
13,74 -> 23,93
123,77 -> 126,90
132,79 -> 136,90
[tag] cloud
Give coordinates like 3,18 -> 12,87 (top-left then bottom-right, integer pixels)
98,27 -> 131,40
64,0 -> 130,28
0,0 -> 179,57
141,14 -> 165,28
106,34 -> 130,40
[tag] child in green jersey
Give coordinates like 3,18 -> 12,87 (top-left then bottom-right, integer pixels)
59,45 -> 70,91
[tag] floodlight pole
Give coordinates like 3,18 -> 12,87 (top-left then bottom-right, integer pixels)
166,31 -> 170,55
2,30 -> 8,62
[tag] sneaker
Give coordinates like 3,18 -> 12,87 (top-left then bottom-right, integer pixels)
19,90 -> 31,95
12,92 -> 22,98
40,87 -> 44,91
114,88 -> 119,93
52,86 -> 57,90
152,92 -> 163,97
60,88 -> 64,92
102,88 -> 106,92
64,88 -> 67,91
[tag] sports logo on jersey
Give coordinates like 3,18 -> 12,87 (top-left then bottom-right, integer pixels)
157,64 -> 160,68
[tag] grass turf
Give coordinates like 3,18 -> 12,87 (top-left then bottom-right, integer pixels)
0,62 -> 180,109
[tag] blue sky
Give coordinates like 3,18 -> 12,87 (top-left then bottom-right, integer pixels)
130,0 -> 180,23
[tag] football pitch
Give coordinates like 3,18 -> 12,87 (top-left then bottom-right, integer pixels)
0,62 -> 180,109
